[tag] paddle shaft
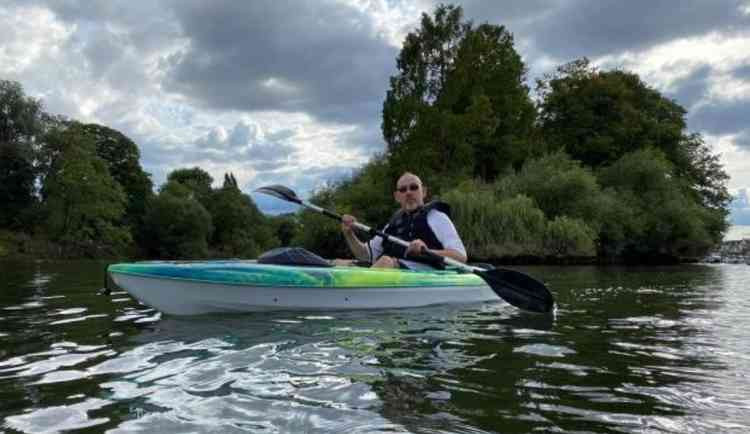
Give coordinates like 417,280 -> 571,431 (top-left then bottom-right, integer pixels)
301,200 -> 479,271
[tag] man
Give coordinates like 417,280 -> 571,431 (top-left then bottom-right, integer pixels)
339,172 -> 467,269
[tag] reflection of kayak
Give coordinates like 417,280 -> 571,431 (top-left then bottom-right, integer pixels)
108,260 -> 499,315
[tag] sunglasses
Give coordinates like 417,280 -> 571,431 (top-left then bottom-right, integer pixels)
396,183 -> 420,193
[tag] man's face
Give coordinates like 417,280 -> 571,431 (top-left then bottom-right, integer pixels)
394,175 -> 425,212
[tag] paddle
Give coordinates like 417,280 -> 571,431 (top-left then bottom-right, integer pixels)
255,184 -> 555,313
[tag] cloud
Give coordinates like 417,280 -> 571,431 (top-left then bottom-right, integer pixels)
522,0 -> 750,61
160,0 -> 398,125
689,99 -> 750,137
665,65 -> 712,109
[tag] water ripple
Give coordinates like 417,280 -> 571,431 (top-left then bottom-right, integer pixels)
2,262 -> 750,433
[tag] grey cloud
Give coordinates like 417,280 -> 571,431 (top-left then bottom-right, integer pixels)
33,0 -> 181,53
523,0 -> 750,61
734,130 -> 750,150
688,99 -> 750,137
732,63 -> 750,80
160,0 -> 398,125
665,65 -> 712,109
228,123 -> 257,148
455,0 -> 562,24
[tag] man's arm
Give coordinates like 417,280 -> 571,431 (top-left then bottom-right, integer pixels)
341,214 -> 371,261
425,211 -> 468,263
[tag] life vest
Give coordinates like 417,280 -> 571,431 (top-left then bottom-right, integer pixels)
380,201 -> 451,260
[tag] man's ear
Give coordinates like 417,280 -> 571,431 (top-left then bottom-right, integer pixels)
393,190 -> 399,202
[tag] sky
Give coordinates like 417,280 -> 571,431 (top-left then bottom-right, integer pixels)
2,0 -> 750,223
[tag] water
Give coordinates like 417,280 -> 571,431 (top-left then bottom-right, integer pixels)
1,261 -> 749,433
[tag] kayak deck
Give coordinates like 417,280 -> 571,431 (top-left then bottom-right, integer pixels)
108,260 -> 499,315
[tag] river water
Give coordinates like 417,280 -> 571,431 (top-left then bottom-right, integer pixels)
0,261 -> 748,433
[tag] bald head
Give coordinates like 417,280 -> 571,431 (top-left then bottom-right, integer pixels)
394,172 -> 426,212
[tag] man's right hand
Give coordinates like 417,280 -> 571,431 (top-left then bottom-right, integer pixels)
341,214 -> 356,234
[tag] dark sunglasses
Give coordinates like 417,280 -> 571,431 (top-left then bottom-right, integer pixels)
397,183 -> 420,193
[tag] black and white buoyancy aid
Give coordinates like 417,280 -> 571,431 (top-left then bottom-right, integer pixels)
380,201 -> 451,260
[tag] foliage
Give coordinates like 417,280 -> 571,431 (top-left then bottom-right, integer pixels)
0,142 -> 37,229
41,127 -> 131,256
268,214 -> 300,247
208,178 -> 276,257
382,4 -> 535,191
333,155 -> 395,226
544,216 -> 597,257
0,80 -> 45,229
505,151 -> 605,228
291,187 -> 349,259
443,183 -> 546,259
167,167 -> 214,207
142,181 -> 213,258
76,123 -> 154,232
537,58 -> 687,168
598,148 -> 720,259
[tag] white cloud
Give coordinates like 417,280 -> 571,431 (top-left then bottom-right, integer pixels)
0,6 -> 72,76
595,32 -> 750,102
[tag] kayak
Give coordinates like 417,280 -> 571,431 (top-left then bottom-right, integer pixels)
107,260 -> 500,315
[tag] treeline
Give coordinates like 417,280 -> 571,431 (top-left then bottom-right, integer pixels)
295,5 -> 730,263
0,80 -> 286,258
0,4 -> 731,263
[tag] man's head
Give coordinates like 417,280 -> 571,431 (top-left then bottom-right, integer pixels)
394,172 -> 426,212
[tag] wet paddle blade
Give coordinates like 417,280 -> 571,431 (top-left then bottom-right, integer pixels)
254,185 -> 303,204
476,268 -> 554,313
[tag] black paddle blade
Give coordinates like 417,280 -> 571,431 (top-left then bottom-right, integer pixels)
254,185 -> 302,204
477,268 -> 554,313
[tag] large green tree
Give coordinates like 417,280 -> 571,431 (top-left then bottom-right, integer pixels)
76,123 -> 153,232
597,148 -> 722,260
41,126 -> 130,255
382,4 -> 535,190
537,58 -> 729,256
0,80 -> 45,228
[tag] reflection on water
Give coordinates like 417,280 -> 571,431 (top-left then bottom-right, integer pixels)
1,261 -> 749,433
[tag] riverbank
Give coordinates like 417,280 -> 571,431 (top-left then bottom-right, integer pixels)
1,230 -> 700,265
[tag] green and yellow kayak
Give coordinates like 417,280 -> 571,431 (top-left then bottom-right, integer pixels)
108,260 -> 499,315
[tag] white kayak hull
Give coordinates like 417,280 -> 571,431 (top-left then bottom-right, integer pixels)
110,273 -> 498,315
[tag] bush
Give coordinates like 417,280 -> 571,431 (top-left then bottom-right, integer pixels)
544,216 -> 597,257
142,182 -> 213,258
443,183 -> 546,259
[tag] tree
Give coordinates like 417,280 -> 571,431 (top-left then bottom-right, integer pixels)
42,126 -> 130,255
0,142 -> 37,228
382,4 -> 535,189
0,80 -> 45,228
598,148 -> 720,260
76,123 -> 154,231
142,181 -> 213,258
167,167 -> 214,208
504,151 -> 604,226
208,175 -> 275,257
537,59 -> 730,256
537,58 -> 687,168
